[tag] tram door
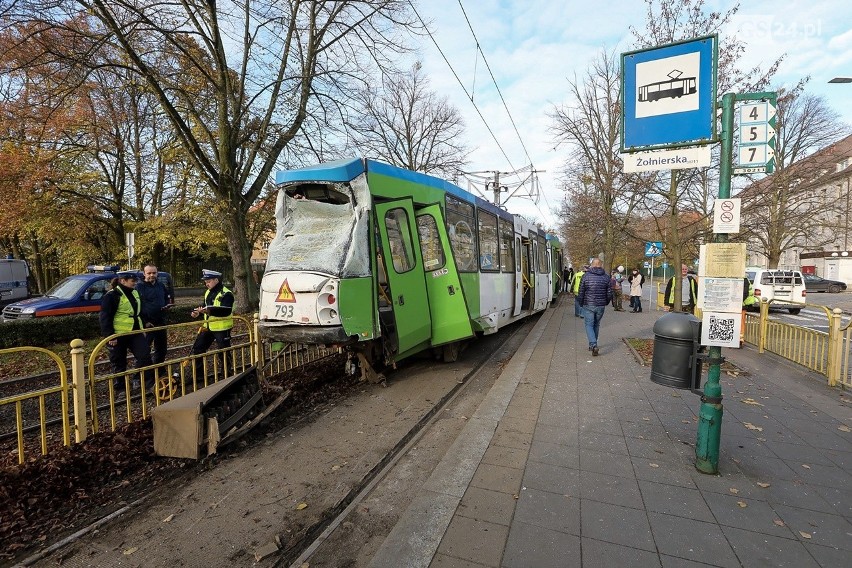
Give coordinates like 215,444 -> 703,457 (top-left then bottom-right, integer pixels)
513,235 -> 523,316
375,200 -> 432,356
518,237 -> 532,311
415,204 -> 473,346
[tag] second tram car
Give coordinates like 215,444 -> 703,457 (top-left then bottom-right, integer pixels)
258,158 -> 560,378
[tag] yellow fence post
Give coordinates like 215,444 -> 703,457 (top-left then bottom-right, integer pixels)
254,312 -> 265,378
69,338 -> 88,443
758,299 -> 768,354
828,308 -> 843,387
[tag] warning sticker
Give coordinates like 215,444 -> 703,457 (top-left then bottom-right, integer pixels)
276,279 -> 296,303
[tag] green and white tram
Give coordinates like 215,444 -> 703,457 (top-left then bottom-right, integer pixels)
258,158 -> 559,378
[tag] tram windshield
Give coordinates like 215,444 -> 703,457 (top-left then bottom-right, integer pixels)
266,183 -> 370,277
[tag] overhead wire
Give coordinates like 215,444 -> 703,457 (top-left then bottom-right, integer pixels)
454,0 -> 556,226
407,2 -> 517,172
410,1 -> 557,227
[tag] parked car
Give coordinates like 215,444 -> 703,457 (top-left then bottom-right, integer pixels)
746,269 -> 806,314
0,258 -> 30,305
802,274 -> 847,293
2,265 -> 173,321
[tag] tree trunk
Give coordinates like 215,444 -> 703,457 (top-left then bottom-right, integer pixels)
223,204 -> 258,314
669,173 -> 683,313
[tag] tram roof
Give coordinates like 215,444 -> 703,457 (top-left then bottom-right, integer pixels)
274,158 -> 512,221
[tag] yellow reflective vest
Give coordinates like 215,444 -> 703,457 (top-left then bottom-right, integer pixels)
113,287 -> 143,333
572,271 -> 585,295
204,285 -> 234,332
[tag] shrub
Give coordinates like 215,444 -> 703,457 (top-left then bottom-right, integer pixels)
0,306 -> 197,349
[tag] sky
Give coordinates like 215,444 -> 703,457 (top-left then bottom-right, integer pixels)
409,0 -> 852,228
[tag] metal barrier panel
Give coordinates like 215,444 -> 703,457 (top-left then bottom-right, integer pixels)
0,347 -> 72,464
87,315 -> 258,434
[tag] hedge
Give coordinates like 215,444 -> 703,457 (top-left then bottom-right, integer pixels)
0,306 -> 197,350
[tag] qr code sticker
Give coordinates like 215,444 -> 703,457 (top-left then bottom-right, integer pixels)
707,315 -> 735,343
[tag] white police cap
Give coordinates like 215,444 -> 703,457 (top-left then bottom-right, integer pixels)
201,269 -> 222,281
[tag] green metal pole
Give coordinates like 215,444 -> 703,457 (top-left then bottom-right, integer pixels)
695,92 -> 735,474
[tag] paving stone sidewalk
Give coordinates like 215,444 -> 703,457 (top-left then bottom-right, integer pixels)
369,296 -> 852,568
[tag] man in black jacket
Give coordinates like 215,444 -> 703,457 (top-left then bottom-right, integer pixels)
577,258 -> 613,356
136,264 -> 174,364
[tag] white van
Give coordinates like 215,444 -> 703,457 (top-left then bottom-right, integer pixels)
746,268 -> 806,314
0,259 -> 30,305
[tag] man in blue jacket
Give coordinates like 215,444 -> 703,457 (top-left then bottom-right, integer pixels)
577,258 -> 613,356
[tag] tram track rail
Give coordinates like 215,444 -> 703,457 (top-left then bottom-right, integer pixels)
5,314 -> 538,567
0,338 -> 325,458
276,319 -> 535,567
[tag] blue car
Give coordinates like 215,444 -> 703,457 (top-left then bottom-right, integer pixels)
2,265 -> 173,321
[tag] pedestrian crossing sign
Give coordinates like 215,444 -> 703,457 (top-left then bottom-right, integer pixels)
645,242 -> 663,257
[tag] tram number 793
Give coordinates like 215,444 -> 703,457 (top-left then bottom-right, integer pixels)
274,304 -> 295,319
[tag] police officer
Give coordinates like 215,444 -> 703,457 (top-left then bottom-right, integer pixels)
188,269 -> 235,380
100,270 -> 154,393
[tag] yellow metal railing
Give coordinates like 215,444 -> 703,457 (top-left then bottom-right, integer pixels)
1,314 -> 339,462
86,315 -> 257,434
0,347 -> 72,464
749,299 -> 849,388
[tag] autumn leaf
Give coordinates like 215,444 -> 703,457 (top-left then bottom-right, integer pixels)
737,501 -> 747,508
744,422 -> 763,431
296,502 -> 308,510
123,547 -> 138,555
757,482 -> 770,488
162,514 -> 175,523
741,398 -> 764,406
649,463 -> 659,468
773,520 -> 785,527
799,531 -> 812,539
801,464 -> 811,469
729,488 -> 739,494
838,425 -> 850,432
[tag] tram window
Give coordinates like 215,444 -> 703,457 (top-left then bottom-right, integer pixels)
417,214 -> 445,271
500,218 -> 514,273
446,195 -> 477,272
384,208 -> 415,273
537,236 -> 547,273
478,210 -> 499,272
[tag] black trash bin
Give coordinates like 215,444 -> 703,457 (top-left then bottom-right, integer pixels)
650,312 -> 702,390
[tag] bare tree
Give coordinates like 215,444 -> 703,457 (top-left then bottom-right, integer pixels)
626,0 -> 783,306
4,0 -> 417,311
550,50 -> 646,269
738,90 -> 848,267
347,62 -> 469,179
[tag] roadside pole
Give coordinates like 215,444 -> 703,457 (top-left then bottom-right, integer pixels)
694,93 -> 734,474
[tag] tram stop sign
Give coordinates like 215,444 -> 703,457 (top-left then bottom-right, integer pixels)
621,35 -> 718,152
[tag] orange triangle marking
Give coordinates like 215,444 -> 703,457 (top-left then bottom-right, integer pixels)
276,279 -> 296,303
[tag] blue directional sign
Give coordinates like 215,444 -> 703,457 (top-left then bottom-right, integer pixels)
621,35 -> 718,152
645,242 -> 663,257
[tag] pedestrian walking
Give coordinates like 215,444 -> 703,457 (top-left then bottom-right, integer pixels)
572,265 -> 587,317
577,259 -> 612,356
561,266 -> 571,293
100,270 -> 154,393
187,269 -> 235,380
135,264 -> 174,364
628,268 -> 645,312
610,269 -> 625,311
